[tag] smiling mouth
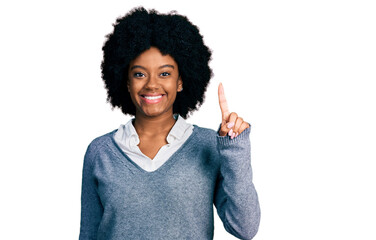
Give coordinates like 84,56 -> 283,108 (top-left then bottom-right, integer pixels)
140,94 -> 165,104
142,95 -> 163,100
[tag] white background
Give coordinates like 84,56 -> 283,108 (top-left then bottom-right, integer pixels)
1,0 -> 375,239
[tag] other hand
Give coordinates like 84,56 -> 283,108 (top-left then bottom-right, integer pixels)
218,83 -> 250,138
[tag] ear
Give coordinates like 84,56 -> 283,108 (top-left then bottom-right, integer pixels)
127,79 -> 130,92
177,76 -> 183,92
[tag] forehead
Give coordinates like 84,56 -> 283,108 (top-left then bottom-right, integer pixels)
130,47 -> 177,68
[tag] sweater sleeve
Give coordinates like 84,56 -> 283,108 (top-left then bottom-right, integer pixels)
214,126 -> 261,240
79,143 -> 103,240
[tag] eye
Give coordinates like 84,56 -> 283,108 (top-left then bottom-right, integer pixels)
160,72 -> 171,77
133,72 -> 145,78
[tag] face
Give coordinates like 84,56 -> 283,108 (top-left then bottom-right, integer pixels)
127,47 -> 183,119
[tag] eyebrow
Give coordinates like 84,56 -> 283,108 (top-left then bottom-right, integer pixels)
130,64 -> 175,71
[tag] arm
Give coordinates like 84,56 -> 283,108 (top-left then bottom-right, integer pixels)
79,143 -> 103,240
214,127 -> 260,240
214,83 -> 260,239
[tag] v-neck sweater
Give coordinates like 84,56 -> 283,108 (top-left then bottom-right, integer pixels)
79,126 -> 260,240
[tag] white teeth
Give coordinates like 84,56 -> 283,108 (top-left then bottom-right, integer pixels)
144,95 -> 162,100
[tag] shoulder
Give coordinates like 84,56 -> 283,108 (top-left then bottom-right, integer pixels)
190,125 -> 218,147
85,129 -> 118,157
192,125 -> 218,138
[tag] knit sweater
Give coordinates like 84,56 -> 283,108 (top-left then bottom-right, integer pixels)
79,125 -> 260,240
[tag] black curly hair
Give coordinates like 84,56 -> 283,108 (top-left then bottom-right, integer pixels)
101,7 -> 212,119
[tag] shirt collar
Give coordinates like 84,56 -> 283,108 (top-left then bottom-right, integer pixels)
123,114 -> 191,146
166,114 -> 191,143
124,119 -> 140,146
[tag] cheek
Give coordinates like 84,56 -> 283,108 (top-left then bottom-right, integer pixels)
127,83 -> 141,104
128,80 -> 141,93
168,79 -> 180,90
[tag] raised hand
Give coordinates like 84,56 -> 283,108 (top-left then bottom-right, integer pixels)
218,83 -> 250,138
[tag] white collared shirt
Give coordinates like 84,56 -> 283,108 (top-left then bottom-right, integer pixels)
113,115 -> 194,172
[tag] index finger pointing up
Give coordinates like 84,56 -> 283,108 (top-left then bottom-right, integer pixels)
218,83 -> 230,121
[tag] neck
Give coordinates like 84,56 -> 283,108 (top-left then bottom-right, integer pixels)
133,112 -> 177,137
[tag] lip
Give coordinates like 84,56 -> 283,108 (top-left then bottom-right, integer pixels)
140,94 -> 165,104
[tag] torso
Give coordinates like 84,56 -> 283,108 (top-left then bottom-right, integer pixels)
90,127 -> 220,239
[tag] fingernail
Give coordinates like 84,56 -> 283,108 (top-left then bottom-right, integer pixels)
227,122 -> 235,128
231,132 -> 236,139
235,132 -> 239,137
228,129 -> 233,136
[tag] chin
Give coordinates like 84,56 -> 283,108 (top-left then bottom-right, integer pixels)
140,109 -> 165,118
139,106 -> 174,118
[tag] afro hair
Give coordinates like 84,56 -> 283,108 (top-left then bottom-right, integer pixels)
101,7 -> 212,118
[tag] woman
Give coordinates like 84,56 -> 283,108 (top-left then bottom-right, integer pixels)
80,7 -> 260,240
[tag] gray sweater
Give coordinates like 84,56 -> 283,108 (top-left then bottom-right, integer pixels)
79,125 -> 260,240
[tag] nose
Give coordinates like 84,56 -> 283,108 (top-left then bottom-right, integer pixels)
144,74 -> 160,90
